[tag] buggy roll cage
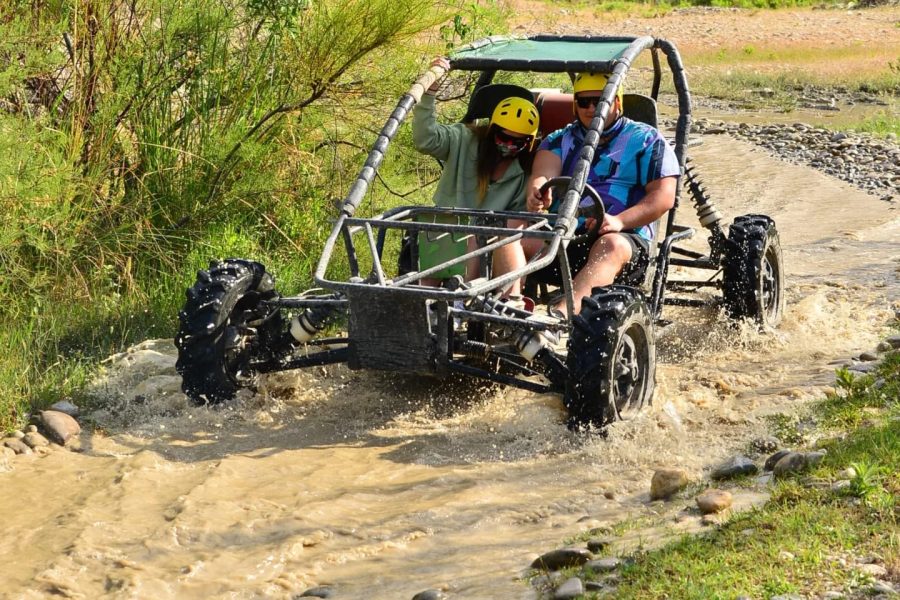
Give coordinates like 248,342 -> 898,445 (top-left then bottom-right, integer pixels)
302,35 -> 728,322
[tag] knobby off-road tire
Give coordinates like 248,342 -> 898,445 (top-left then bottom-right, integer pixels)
175,259 -> 284,404
722,215 -> 785,328
565,286 -> 656,430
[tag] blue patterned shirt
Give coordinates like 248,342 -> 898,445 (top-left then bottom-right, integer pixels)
539,117 -> 679,240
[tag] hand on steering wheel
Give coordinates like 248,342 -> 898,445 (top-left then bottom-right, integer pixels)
537,176 -> 606,245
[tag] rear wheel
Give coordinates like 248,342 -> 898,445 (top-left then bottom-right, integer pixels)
722,215 -> 784,328
565,286 -> 655,430
175,259 -> 284,404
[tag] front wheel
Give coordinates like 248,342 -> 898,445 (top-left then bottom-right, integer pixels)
722,215 -> 785,328
175,259 -> 285,404
564,286 -> 656,430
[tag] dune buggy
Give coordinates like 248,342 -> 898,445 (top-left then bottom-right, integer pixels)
174,35 -> 785,429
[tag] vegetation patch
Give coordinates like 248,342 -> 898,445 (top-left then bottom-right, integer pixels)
577,351 -> 899,599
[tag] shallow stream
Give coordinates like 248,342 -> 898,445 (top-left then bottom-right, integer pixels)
2,133 -> 898,599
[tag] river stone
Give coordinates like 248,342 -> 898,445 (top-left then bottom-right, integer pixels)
866,580 -> 895,595
696,489 -> 733,514
650,468 -> 689,500
553,577 -> 584,600
750,436 -> 781,453
773,452 -> 809,478
411,590 -> 445,600
11,430 -> 24,439
858,351 -> 879,362
298,585 -> 334,598
531,548 -> 592,571
585,557 -> 621,573
586,538 -> 611,553
711,455 -> 758,480
765,450 -> 793,471
23,431 -> 50,448
3,438 -> 32,455
805,451 -> 826,468
885,334 -> 900,349
857,564 -> 888,578
39,410 -> 81,445
26,424 -> 37,433
49,400 -> 80,417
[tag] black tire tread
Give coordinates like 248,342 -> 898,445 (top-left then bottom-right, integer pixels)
174,259 -> 282,405
565,285 -> 655,430
722,214 -> 784,326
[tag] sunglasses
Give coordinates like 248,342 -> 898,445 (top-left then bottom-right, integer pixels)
575,95 -> 603,109
494,130 -> 531,151
494,129 -> 531,146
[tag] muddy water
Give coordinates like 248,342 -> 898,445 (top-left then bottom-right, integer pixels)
2,135 -> 898,599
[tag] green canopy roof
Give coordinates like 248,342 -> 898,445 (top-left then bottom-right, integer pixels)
450,35 -> 653,73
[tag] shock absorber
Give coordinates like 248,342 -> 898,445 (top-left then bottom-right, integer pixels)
290,304 -> 336,343
479,296 -> 559,362
683,160 -> 727,258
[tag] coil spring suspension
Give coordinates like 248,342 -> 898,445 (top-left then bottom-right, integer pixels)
684,160 -> 724,231
684,160 -> 727,259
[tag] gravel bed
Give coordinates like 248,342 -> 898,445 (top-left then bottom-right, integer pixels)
685,119 -> 899,203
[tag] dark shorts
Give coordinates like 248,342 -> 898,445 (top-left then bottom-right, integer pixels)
528,229 -> 650,287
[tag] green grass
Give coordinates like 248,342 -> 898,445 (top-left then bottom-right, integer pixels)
575,351 -> 900,599
0,0 -> 509,431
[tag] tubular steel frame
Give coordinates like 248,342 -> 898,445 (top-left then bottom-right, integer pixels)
270,35 -> 729,387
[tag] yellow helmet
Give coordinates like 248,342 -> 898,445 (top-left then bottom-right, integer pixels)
573,72 -> 623,104
490,96 -> 539,140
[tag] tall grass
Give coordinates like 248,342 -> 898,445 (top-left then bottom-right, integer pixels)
0,0 -> 500,430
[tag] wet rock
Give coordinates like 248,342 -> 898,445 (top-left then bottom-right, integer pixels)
831,480 -> 852,493
3,438 -> 33,455
39,410 -> 81,445
650,468 -> 689,500
773,452 -> 808,478
586,538 -> 611,553
585,557 -> 621,573
23,431 -> 50,448
805,451 -> 826,468
553,577 -> 584,599
531,548 -> 592,571
858,351 -> 879,362
411,590 -> 445,600
764,450 -> 792,471
885,334 -> 900,349
711,456 -> 758,480
49,400 -> 80,417
585,581 -> 606,592
696,489 -> 732,514
298,585 -> 334,598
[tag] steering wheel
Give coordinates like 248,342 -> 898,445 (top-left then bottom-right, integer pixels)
538,176 -> 606,245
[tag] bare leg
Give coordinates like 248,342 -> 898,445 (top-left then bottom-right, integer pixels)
553,233 -> 632,316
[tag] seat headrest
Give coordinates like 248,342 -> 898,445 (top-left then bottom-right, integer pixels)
462,84 -> 535,123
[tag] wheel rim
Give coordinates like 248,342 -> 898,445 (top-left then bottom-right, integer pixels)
761,245 -> 781,323
612,323 -> 649,418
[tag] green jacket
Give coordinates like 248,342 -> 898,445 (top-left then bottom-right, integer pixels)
412,94 -> 526,212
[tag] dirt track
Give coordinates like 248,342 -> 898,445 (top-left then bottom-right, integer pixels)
509,2 -> 900,57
